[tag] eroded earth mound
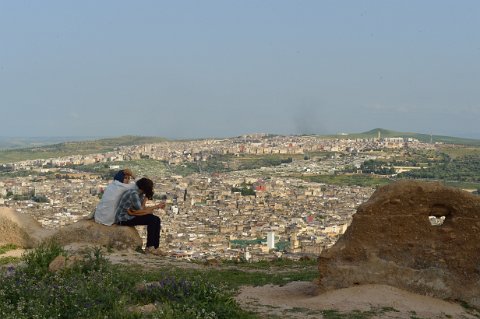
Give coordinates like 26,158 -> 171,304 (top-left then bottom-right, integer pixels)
0,207 -> 52,248
0,208 -> 142,250
318,180 -> 480,307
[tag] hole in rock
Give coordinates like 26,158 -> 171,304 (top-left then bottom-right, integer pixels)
428,215 -> 446,226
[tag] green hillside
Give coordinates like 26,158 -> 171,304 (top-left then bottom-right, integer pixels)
331,128 -> 480,146
0,135 -> 168,164
0,136 -> 102,150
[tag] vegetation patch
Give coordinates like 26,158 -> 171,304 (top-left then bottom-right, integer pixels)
299,174 -> 391,187
398,154 -> 480,183
0,242 -> 256,319
0,244 -> 17,255
0,256 -> 20,265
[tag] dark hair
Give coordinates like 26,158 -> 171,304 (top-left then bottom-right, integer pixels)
136,178 -> 154,200
113,170 -> 125,182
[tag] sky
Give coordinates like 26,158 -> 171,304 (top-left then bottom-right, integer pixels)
0,1 -> 479,139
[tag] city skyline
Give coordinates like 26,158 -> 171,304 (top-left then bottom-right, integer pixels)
1,1 -> 479,139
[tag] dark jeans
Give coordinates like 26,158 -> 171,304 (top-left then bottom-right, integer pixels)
119,214 -> 161,248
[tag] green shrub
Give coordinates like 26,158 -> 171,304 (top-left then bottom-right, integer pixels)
22,240 -> 65,277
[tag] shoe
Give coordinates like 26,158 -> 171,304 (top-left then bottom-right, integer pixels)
145,247 -> 167,256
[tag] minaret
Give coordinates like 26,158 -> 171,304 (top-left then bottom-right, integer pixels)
267,231 -> 275,250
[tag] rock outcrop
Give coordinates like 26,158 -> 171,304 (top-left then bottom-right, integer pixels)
0,208 -> 142,251
318,180 -> 480,307
51,219 -> 143,250
0,207 -> 53,248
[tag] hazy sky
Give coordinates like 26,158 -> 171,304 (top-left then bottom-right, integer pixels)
1,1 -> 479,139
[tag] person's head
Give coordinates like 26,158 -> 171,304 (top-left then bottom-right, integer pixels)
136,177 -> 154,200
113,169 -> 135,184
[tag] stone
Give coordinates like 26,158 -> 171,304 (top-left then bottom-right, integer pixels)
0,207 -> 53,248
50,219 -> 143,250
317,180 -> 480,307
128,303 -> 157,314
48,255 -> 84,272
0,208 -> 142,251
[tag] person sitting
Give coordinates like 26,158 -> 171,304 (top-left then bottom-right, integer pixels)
94,169 -> 136,226
114,177 -> 165,255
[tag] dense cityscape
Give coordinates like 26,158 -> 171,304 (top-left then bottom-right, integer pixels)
0,133 -> 471,261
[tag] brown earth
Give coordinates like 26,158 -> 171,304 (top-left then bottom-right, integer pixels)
318,180 -> 480,309
236,281 -> 479,319
0,207 -> 53,248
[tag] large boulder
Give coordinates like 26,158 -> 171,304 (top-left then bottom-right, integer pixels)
0,207 -> 142,251
50,219 -> 143,250
0,207 -> 53,248
318,180 -> 480,307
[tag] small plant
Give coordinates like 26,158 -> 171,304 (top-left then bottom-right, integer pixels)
75,246 -> 109,273
0,256 -> 20,265
22,240 -> 64,277
460,300 -> 480,318
0,244 -> 17,255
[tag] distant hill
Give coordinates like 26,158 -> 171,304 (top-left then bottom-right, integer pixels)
1,130 -> 479,164
0,136 -> 102,150
0,135 -> 168,164
331,128 -> 480,146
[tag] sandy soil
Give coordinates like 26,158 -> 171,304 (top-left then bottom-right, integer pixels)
0,248 -> 25,259
235,281 -> 479,319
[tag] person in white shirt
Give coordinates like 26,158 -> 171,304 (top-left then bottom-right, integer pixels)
94,169 -> 136,226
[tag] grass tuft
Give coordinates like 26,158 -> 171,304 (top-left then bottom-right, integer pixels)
0,244 -> 17,255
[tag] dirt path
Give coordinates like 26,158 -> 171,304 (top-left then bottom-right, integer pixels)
236,281 -> 479,319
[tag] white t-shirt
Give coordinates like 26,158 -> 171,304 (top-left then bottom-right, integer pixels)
94,180 -> 136,226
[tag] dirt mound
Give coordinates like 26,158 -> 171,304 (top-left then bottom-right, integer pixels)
0,207 -> 52,248
318,180 -> 480,308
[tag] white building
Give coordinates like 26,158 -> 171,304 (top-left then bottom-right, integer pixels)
267,231 -> 275,249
